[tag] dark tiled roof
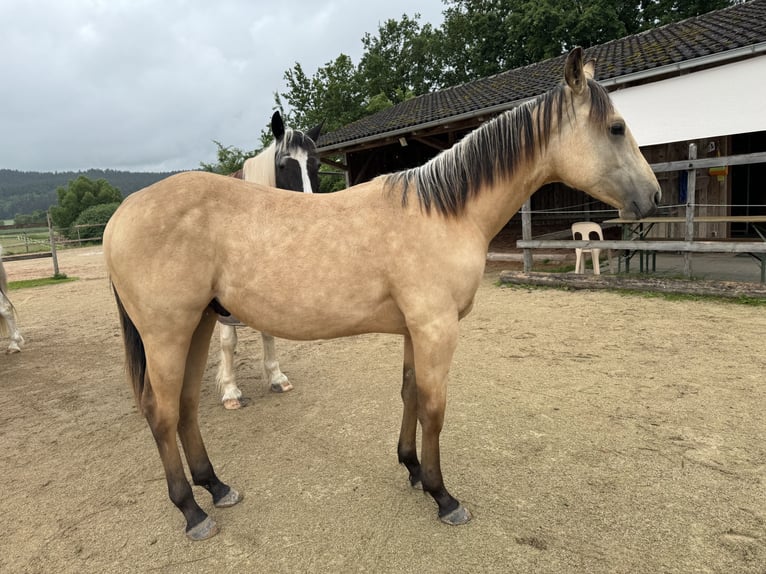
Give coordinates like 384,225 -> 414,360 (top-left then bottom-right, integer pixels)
318,0 -> 766,151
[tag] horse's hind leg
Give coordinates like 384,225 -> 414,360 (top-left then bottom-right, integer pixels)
180,311 -> 243,513
0,291 -> 23,353
398,335 -> 422,488
261,332 -> 292,392
216,324 -> 244,409
142,315 -> 233,541
142,358 -> 213,540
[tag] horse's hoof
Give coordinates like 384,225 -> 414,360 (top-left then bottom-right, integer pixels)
186,517 -> 218,541
270,380 -> 293,393
223,398 -> 242,410
215,487 -> 243,508
6,347 -> 21,354
439,504 -> 472,525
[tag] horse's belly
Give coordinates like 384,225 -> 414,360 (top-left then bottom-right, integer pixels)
221,290 -> 407,340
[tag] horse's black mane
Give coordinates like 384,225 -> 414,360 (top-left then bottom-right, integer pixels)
385,78 -> 613,217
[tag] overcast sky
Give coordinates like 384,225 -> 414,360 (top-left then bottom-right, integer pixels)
0,1 -> 445,173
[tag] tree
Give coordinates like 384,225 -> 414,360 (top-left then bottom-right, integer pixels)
72,202 -> 121,241
49,175 -> 123,232
640,0 -> 734,27
280,54 -> 366,135
357,14 -> 443,106
199,141 -> 258,175
14,210 -> 47,226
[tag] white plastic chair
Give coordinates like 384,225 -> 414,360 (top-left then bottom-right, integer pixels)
571,222 -> 605,275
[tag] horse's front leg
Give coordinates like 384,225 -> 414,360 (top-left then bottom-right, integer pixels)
261,332 -> 292,393
0,293 -> 23,353
408,318 -> 471,525
216,324 -> 243,409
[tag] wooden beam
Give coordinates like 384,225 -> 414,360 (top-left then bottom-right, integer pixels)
410,136 -> 449,151
650,151 -> 766,173
499,271 -> 766,298
515,239 -> 766,253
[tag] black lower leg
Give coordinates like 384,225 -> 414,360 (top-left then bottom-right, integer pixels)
167,474 -> 209,532
427,485 -> 460,518
397,444 -> 422,487
190,467 -> 232,504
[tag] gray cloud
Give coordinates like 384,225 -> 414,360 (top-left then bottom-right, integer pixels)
0,0 -> 443,172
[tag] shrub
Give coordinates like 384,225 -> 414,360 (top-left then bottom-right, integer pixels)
71,202 -> 121,241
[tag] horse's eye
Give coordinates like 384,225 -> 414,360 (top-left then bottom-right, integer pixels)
610,122 -> 625,136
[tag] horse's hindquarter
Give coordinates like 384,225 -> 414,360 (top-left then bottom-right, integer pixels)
105,172 -> 488,340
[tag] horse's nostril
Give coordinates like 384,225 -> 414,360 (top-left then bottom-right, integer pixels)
654,190 -> 662,206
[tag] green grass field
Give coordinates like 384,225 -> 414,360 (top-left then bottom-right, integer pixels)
0,228 -> 52,255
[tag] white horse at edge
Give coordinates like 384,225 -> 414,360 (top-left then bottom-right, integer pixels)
0,245 -> 24,353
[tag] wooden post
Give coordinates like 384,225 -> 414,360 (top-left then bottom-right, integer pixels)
47,211 -> 60,277
521,199 -> 533,272
683,143 -> 697,278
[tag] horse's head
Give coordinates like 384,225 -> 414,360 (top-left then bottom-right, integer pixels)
271,110 -> 323,194
552,48 -> 660,220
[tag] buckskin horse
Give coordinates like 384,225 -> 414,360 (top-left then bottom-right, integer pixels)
104,48 -> 660,539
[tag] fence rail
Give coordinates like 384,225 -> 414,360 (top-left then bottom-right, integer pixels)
0,216 -> 108,276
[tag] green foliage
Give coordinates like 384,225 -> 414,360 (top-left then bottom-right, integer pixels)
49,175 -> 123,233
13,210 -> 47,226
357,14 -> 443,106
640,0 -> 733,27
280,54 -> 366,135
199,140 -> 259,175
72,202 -> 121,240
8,275 -> 75,290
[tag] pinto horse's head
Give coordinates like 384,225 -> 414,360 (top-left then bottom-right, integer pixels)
271,110 -> 323,194
553,47 -> 660,220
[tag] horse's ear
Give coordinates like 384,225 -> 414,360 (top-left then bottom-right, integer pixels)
306,119 -> 324,143
271,111 -> 285,140
564,47 -> 588,95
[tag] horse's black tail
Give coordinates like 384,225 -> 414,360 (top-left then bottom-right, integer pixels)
112,284 -> 147,410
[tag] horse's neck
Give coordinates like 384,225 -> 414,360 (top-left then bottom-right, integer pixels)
242,144 -> 276,187
465,152 -> 553,245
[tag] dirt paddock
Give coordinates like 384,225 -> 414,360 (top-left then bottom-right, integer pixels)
1,247 -> 764,573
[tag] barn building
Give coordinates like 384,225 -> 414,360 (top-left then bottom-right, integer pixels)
316,0 -> 766,241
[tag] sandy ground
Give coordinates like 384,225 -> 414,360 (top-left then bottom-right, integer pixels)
1,247 -> 764,574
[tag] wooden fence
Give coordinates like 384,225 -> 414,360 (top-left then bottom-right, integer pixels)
0,214 -> 106,276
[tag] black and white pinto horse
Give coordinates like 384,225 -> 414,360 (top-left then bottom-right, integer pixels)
216,111 -> 322,409
0,246 -> 24,353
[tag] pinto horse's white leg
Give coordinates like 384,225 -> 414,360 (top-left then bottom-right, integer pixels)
0,290 -> 23,354
216,324 -> 243,409
261,332 -> 292,393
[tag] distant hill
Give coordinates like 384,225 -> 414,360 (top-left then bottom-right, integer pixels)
0,168 -> 181,220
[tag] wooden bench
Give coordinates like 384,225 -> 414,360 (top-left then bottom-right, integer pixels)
516,239 -> 766,282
